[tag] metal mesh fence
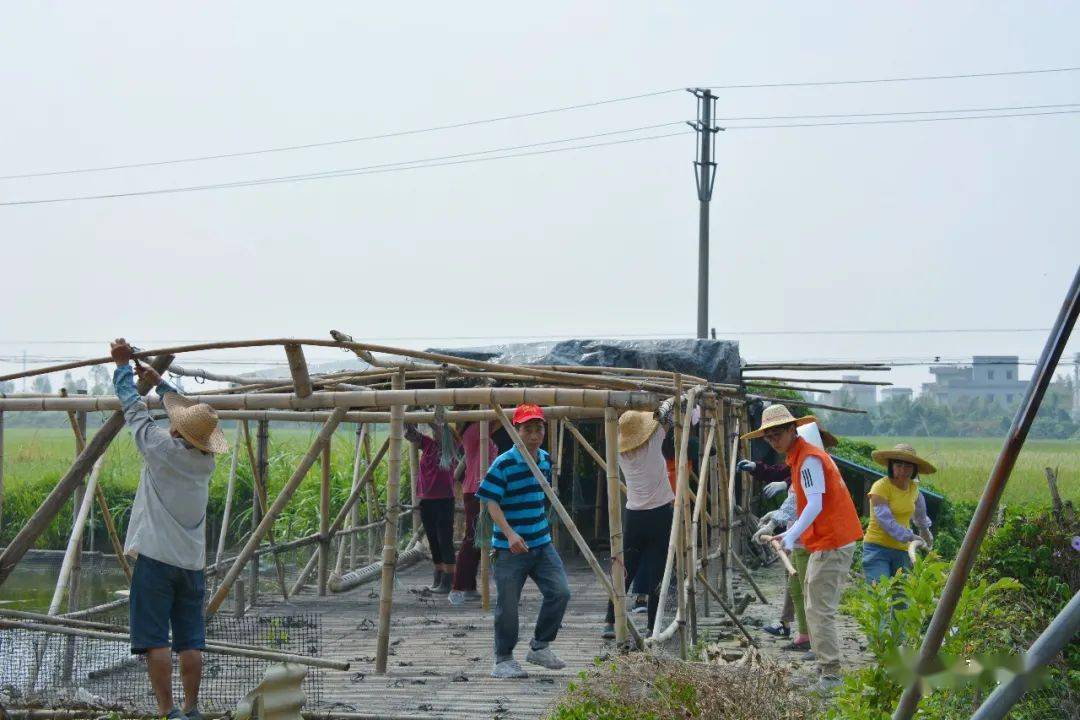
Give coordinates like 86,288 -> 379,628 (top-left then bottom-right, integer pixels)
0,613 -> 323,713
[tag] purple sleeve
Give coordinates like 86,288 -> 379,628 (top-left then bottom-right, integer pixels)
873,503 -> 916,543
912,491 -> 931,528
752,463 -> 792,485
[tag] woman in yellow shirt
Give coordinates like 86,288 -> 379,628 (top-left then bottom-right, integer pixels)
863,443 -> 936,584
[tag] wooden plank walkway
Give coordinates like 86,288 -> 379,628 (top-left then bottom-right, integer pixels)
255,554 -> 867,720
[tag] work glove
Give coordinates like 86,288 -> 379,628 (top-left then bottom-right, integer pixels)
736,459 -> 756,473
655,397 -> 675,425
911,537 -> 929,552
757,510 -> 778,528
917,527 -> 934,549
752,520 -> 777,545
763,481 -> 788,499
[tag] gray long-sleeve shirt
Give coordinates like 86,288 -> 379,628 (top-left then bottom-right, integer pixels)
116,366 -> 215,570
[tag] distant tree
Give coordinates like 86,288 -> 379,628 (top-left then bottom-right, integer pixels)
32,375 -> 53,394
89,365 -> 110,395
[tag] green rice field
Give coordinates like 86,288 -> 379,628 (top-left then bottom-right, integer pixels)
852,436 -> 1078,506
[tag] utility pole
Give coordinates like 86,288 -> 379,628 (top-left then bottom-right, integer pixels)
689,89 -> 720,339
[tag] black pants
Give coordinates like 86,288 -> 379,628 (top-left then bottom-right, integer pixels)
419,497 -> 455,565
606,503 -> 673,632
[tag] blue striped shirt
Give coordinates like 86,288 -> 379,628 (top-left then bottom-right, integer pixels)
476,446 -> 552,550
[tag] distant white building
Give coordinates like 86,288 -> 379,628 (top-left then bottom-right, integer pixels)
838,375 -> 877,410
921,355 -> 1028,409
880,386 -> 914,403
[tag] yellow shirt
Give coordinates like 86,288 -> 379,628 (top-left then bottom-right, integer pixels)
863,477 -> 919,551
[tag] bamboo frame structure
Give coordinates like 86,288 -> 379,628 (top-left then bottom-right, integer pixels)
0,332 -> 890,701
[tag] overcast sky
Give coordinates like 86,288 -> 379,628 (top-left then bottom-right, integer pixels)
1,2 -> 1077,395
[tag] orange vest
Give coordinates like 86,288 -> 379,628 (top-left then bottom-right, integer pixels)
786,437 -> 863,552
665,458 -> 692,493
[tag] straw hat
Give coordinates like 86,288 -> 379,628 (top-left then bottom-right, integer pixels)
618,410 -> 660,453
740,404 -> 816,440
163,393 -> 229,454
820,428 -> 839,449
871,443 -> 936,475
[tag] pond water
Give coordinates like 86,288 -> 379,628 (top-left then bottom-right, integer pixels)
0,556 -> 129,614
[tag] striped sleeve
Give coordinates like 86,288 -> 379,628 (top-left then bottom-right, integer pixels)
476,458 -> 507,503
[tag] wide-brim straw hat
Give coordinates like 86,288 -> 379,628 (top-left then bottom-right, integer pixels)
618,410 -> 660,453
871,443 -> 936,475
820,428 -> 839,449
163,393 -> 229,454
740,404 -> 816,440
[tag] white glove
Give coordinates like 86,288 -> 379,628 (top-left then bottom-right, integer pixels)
757,510 -> 778,528
763,481 -> 788,499
655,397 -> 675,425
736,459 -> 756,473
752,520 -> 777,544
917,528 -> 934,548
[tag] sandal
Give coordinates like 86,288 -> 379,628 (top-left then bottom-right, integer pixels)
782,639 -> 811,651
763,622 -> 791,638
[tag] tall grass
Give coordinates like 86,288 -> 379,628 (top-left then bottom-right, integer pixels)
852,436 -> 1077,505
0,426 -> 393,550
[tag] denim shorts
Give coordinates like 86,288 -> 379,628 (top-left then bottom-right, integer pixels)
129,554 -> 206,654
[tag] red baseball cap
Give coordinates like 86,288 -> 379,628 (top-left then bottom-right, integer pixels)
512,404 -> 545,426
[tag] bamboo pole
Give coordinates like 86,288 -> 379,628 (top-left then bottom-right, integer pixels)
212,424 -> 243,593
729,548 -> 768,603
768,539 -> 798,577
0,410 -> 4,534
375,371 -> 405,674
364,429 -> 376,563
215,406 -> 610,424
407,441 -> 420,536
491,402 -> 642,647
673,384 -> 695,653
64,406 -> 131,582
724,420 -> 740,603
0,388 -> 661,413
742,376 -> 893,386
478,419 -> 492,611
690,421 -> 716,623
206,408 -> 348,616
603,407 -> 628,645
48,457 -> 104,614
0,618 -> 350,670
745,394 -> 867,414
0,355 -> 174,588
284,343 -> 314,398
240,421 -> 289,601
290,437 -> 389,595
318,443 -> 331,596
695,571 -> 758,647
348,425 -> 367,568
562,419 -> 628,494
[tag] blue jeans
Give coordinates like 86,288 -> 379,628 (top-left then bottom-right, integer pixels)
862,542 -> 912,584
492,543 -> 571,662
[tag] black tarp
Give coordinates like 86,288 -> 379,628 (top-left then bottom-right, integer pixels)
426,338 -> 741,385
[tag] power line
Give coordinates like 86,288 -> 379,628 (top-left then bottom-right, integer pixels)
717,102 -> 1080,122
725,108 -> 1080,130
0,129 -> 693,206
0,89 -> 682,180
6,103 -> 1079,207
5,65 -> 1078,181
703,65 -> 1080,90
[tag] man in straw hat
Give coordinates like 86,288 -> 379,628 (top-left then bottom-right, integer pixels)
743,404 -> 862,692
110,339 -> 227,720
476,404 -> 571,679
862,443 -> 936,584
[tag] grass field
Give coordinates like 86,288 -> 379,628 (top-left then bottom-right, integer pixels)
0,425 -> 388,549
852,436 -> 1078,505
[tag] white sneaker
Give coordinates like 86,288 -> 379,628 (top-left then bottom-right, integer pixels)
448,590 -> 466,607
525,647 -> 566,670
491,659 -> 529,679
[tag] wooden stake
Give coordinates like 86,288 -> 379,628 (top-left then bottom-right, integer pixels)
284,343 -> 314,398
491,402 -> 642,647
375,370 -> 405,674
729,548 -> 768,604
604,407 -> 628,645
0,354 -> 174,588
48,457 -> 104,614
695,571 -> 758,647
318,443 -> 331,596
206,408 -> 347,616
478,419 -> 492,611
1045,467 -> 1063,521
